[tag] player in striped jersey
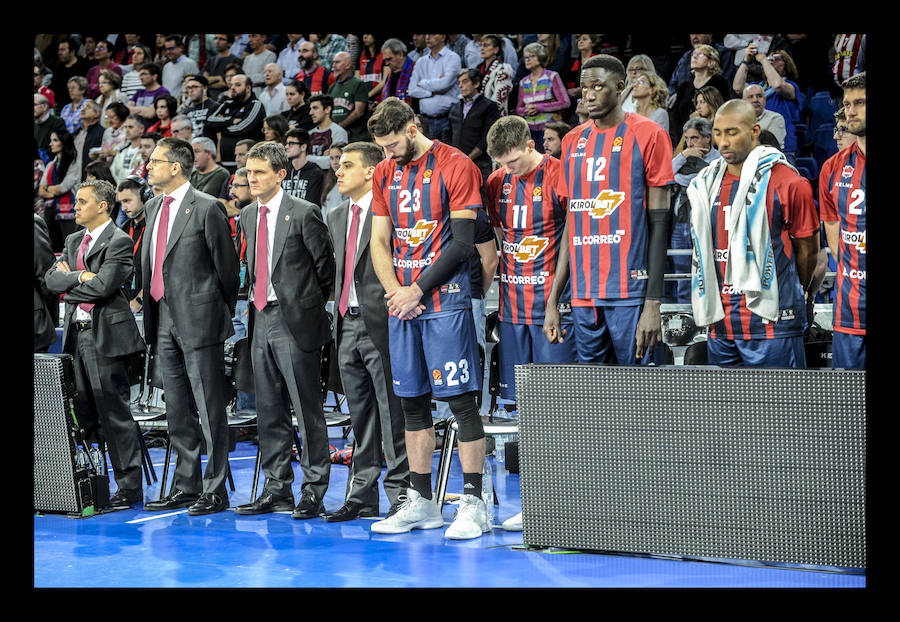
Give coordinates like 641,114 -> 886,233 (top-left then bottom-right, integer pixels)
367,97 -> 490,539
546,54 -> 674,365
819,73 -> 866,369
484,115 -> 576,405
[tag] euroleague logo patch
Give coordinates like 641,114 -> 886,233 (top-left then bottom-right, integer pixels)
532,186 -> 543,202
432,368 -> 443,386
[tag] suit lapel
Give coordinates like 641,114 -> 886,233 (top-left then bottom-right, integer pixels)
271,195 -> 291,272
355,206 -> 372,271
164,186 -> 193,262
83,221 -> 113,267
333,200 -> 349,284
244,202 -> 258,285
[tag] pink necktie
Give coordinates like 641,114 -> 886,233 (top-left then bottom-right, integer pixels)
150,196 -> 174,301
253,205 -> 269,311
339,203 -> 361,317
76,233 -> 94,314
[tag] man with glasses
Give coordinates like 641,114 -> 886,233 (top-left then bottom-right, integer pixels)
182,75 -> 218,140
742,84 -> 786,149
127,63 -> 170,124
380,39 -> 414,103
161,35 -> 199,99
282,128 -> 324,206
170,115 -> 193,141
86,40 -> 123,99
141,137 -> 239,515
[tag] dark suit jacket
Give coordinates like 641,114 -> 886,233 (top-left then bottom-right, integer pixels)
448,94 -> 502,176
78,122 -> 106,178
44,220 -> 145,358
140,184 -> 239,349
326,198 -> 390,354
241,192 -> 335,352
34,214 -> 59,351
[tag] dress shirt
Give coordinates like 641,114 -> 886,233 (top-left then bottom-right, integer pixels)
74,219 -> 113,322
407,46 -> 461,117
149,181 -> 191,277
277,40 -> 306,85
258,82 -> 290,116
344,191 -> 371,308
252,187 -> 285,303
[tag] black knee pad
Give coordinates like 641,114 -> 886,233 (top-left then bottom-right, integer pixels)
447,392 -> 484,442
401,394 -> 433,432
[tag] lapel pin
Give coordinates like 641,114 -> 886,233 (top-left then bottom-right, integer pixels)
285,215 -> 290,221
185,209 -> 190,214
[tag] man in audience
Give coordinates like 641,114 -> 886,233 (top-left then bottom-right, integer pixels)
116,176 -> 150,312
34,93 -> 67,156
161,35 -> 199,99
380,39 -> 415,104
308,94 -> 349,170
233,141 -> 335,519
408,34 -> 462,142
128,62 -> 169,125
315,33 -> 347,71
109,116 -> 146,181
86,39 -> 122,99
327,52 -> 370,142
204,34 -> 242,101
743,84 -> 786,150
190,136 -> 230,195
131,131 -> 161,181
170,115 -> 193,142
277,34 -> 306,85
243,34 -> 277,96
206,73 -> 266,168
259,63 -> 291,116
448,68 -> 501,182
297,40 -> 336,97
686,99 -> 818,367
282,128 -> 324,204
182,75 -> 218,139
45,180 -> 147,509
74,100 -> 105,179
51,37 -> 91,111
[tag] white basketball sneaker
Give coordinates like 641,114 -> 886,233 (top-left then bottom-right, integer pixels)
370,489 -> 444,534
445,494 -> 491,540
501,511 -> 523,531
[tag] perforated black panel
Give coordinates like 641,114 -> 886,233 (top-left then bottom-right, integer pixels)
515,364 -> 866,569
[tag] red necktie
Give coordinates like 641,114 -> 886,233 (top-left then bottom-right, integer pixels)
150,196 -> 174,301
253,205 -> 269,312
338,203 -> 361,317
76,233 -> 94,314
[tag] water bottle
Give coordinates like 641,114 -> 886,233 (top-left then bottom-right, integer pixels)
89,446 -> 104,475
495,434 -> 506,465
76,446 -> 91,472
481,457 -> 494,523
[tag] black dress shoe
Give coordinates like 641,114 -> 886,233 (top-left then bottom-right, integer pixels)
144,489 -> 200,511
235,491 -> 295,515
323,501 -> 379,522
109,488 -> 143,508
188,492 -> 229,516
291,493 -> 325,519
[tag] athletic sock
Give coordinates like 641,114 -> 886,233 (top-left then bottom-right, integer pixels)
462,472 -> 483,500
410,471 -> 432,500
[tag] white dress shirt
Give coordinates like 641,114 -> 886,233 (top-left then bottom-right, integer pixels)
149,181 -> 191,277
344,191 -> 371,309
253,187 -> 285,303
74,219 -> 113,322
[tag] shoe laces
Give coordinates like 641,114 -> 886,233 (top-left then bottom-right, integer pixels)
453,495 -> 483,521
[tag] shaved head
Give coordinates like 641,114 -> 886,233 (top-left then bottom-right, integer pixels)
716,99 -> 757,128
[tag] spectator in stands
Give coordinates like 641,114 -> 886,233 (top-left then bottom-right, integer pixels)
116,176 -> 149,311
671,44 -> 731,145
732,45 -> 802,164
51,37 -> 91,111
564,34 -> 601,108
408,34 -> 462,142
516,42 -> 570,145
38,129 -> 80,250
259,63 -> 290,116
296,41 -> 336,97
119,43 -> 152,100
263,114 -> 289,144
308,94 -> 349,170
359,34 -> 386,105
161,35 -> 199,99
146,94 -> 178,138
205,73 -> 266,168
170,114 -> 194,142
34,63 -> 56,109
315,33 -> 348,71
832,34 -> 866,89
204,34 -> 242,101
673,85 -> 725,156
189,136 -> 230,195
320,141 -> 347,214
34,93 -> 67,157
630,71 -> 669,132
476,34 -> 514,117
218,139 -> 257,219
114,33 -> 141,67
833,108 -> 855,151
131,131 -> 162,181
620,54 -> 657,113
61,76 -> 89,135
283,80 -> 314,131
327,51 -> 370,142
449,68 -> 501,182
668,34 -> 735,103
243,34 -> 277,96
109,115 -> 145,182
408,34 -> 427,63
181,75 -> 217,139
277,34 -> 306,85
95,71 -> 129,129
380,38 -> 414,104
128,62 -> 169,125
84,159 -> 123,222
542,120 -> 571,158
95,101 -> 130,161
85,40 -> 122,99
282,128 -> 324,205
74,100 -> 105,179
742,84 -> 786,150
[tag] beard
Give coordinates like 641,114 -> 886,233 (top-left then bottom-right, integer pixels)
392,136 -> 416,167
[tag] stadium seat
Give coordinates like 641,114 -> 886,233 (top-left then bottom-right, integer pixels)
808,91 -> 838,134
796,156 -> 819,180
814,125 -> 839,168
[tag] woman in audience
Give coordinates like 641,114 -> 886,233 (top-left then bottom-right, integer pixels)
671,44 -> 730,144
263,115 -> 289,144
283,80 -> 311,130
620,54 -> 657,113
477,34 -> 514,116
84,159 -> 123,223
37,130 -> 80,250
673,85 -> 724,155
95,101 -> 130,162
120,43 -> 152,100
630,71 -> 669,131
145,94 -> 177,138
95,70 -> 129,128
321,141 -> 347,217
358,34 -> 386,105
516,42 -> 571,145
60,76 -> 88,134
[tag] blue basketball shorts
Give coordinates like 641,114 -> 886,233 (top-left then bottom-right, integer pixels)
706,335 -> 807,368
831,331 -> 866,370
572,303 -> 656,365
497,318 -> 576,401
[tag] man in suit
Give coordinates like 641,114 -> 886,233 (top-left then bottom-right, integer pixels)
44,180 -> 147,508
233,141 -> 336,518
34,214 -> 59,352
323,142 -> 409,522
448,68 -> 501,182
141,137 -> 240,516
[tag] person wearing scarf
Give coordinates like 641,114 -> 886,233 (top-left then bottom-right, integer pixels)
687,99 -> 819,367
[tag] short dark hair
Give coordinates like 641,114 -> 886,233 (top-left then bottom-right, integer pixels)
142,131 -> 163,143
141,62 -> 162,80
342,141 -> 385,168
544,121 -> 572,140
458,68 -> 483,87
107,101 -> 130,124
285,128 -> 311,149
77,179 -> 117,210
246,140 -> 290,174
157,136 -> 194,178
309,94 -> 334,111
367,97 -> 416,138
842,71 -> 866,92
286,79 -> 309,98
581,54 -> 626,82
153,94 -> 179,115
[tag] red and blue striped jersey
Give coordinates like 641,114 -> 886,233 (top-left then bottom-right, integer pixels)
554,114 -> 674,305
819,142 -> 866,335
485,154 -> 569,324
709,165 -> 819,340
372,140 -> 484,316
